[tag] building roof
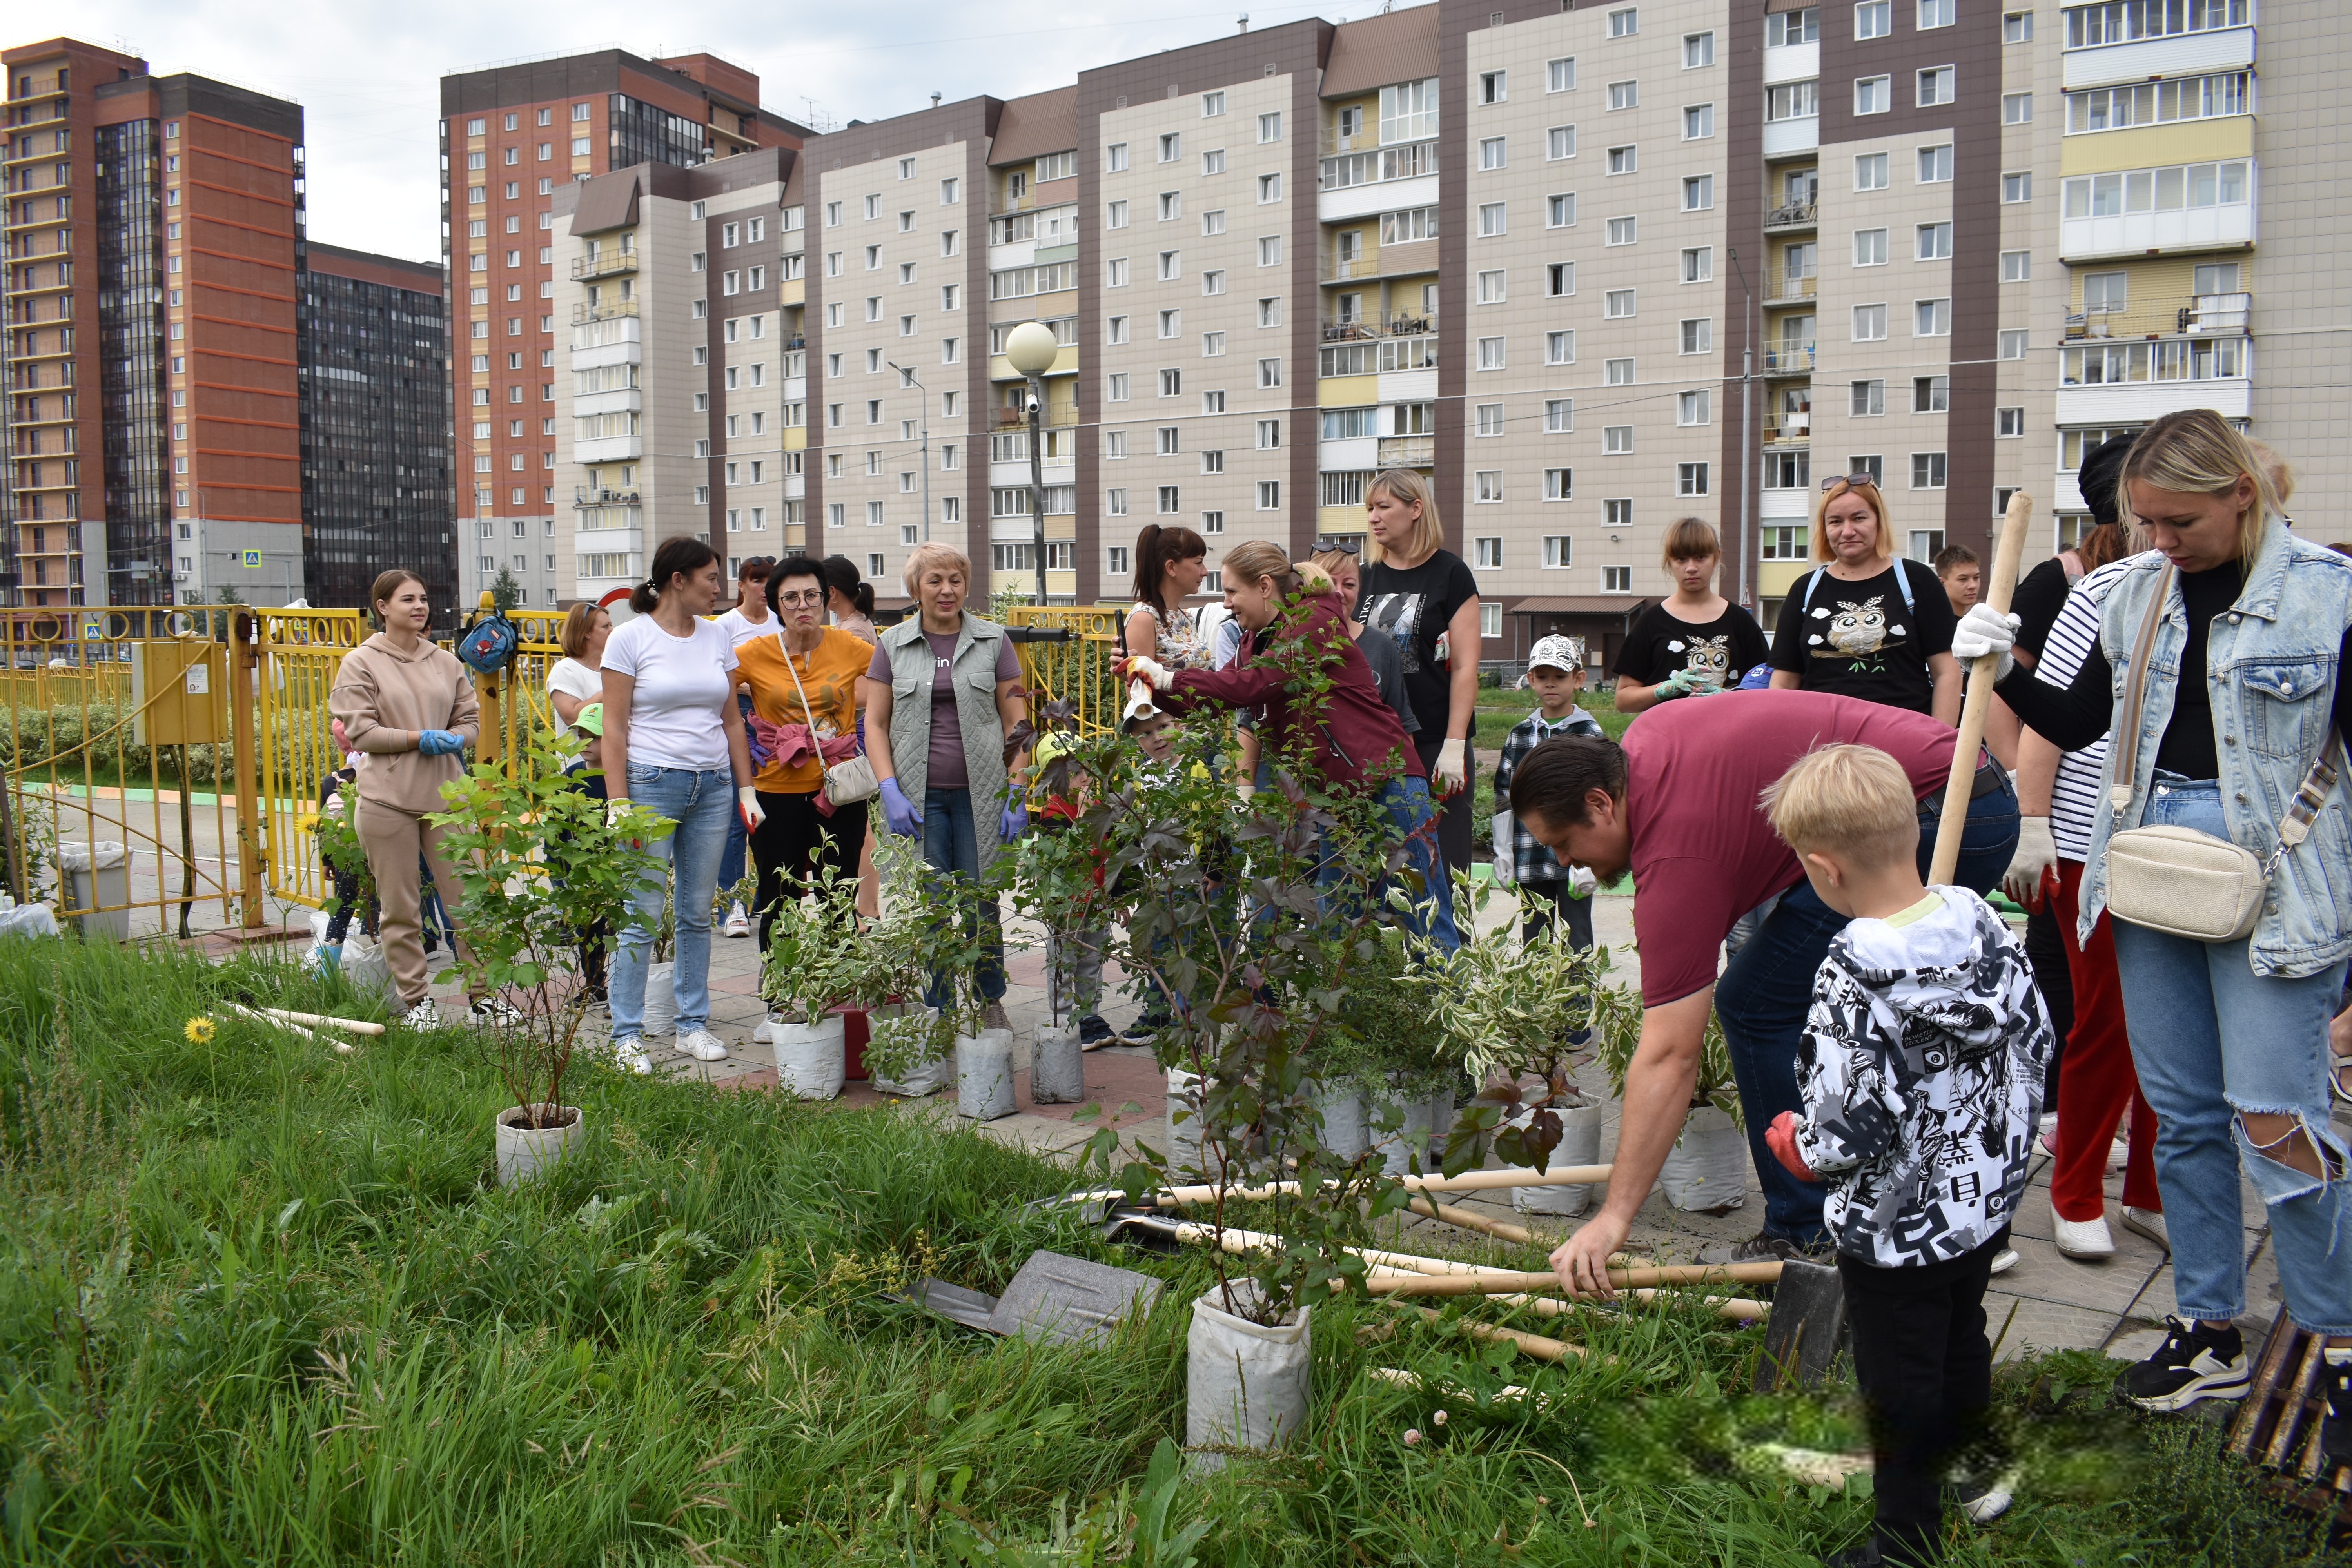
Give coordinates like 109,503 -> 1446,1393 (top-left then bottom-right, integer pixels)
1508,596 -> 1661,618
571,170 -> 641,234
304,241 -> 441,293
991,85 -> 1077,166
1322,4 -> 1441,100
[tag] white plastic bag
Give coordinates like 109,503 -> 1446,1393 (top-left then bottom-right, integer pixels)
1311,1082 -> 1369,1160
1508,1100 -> 1606,1218
0,903 -> 60,941
1031,1024 -> 1085,1104
1659,1103 -> 1750,1213
1187,1282 -> 1312,1470
869,1008 -> 952,1098
336,933 -> 395,1007
639,962 -> 678,1040
773,1016 -> 847,1100
955,1027 -> 1017,1120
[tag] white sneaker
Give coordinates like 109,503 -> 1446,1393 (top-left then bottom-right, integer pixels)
751,1015 -> 779,1045
676,1027 -> 728,1062
723,902 -> 751,939
1989,1247 -> 2019,1276
613,1036 -> 653,1076
2037,1111 -> 2059,1137
2052,1203 -> 2116,1259
2121,1206 -> 2169,1252
469,995 -> 526,1029
397,997 -> 440,1031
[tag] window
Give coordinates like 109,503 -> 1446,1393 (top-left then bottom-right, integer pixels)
1856,1 -> 1891,38
1910,451 -> 1948,488
1106,258 -> 1129,287
1106,488 -> 1129,517
1481,136 -> 1508,170
1159,309 -> 1180,339
1678,389 -> 1711,424
1256,481 -> 1281,510
1201,511 -> 1225,535
1855,76 -> 1889,115
1915,298 -> 1951,337
1682,247 -> 1713,282
1201,150 -> 1225,175
1609,7 -> 1638,37
1160,369 -> 1182,397
1680,319 -> 1713,355
1544,534 -> 1575,566
1202,90 -> 1225,116
1201,209 -> 1225,236
2061,160 -> 2250,219
1259,112 -> 1282,143
1156,486 -> 1181,515
1917,143 -> 1953,183
1606,145 -> 1637,174
1545,473 -> 1575,506
1159,132 -> 1180,162
1159,191 -> 1181,222
1855,153 -> 1889,190
1607,216 -> 1638,245
1258,358 -> 1282,388
1478,269 -> 1507,305
1855,227 -> 1888,266
1609,80 -> 1638,111
1604,426 -> 1634,454
1763,524 -> 1808,561
2002,249 -> 2031,282
1549,56 -> 1579,92
1546,125 -> 1577,161
1604,289 -> 1635,318
1475,538 -> 1504,575
1917,67 -> 1955,107
1916,222 -> 1952,260
1106,200 -> 1129,230
1678,463 -> 1711,496
1547,262 -> 1576,296
1479,202 -> 1508,236
1475,471 -> 1505,503
1107,142 -> 1129,171
1258,173 -> 1282,203
1918,0 -> 1953,26
1684,104 -> 1714,139
1851,379 -> 1885,416
1159,251 -> 1181,280
1474,402 -> 1506,437
1259,235 -> 1283,265
1481,70 -> 1508,104
1684,32 -> 1715,67
1913,375 -> 1949,413
1258,420 -> 1282,450
2002,172 -> 2032,203
1767,8 -> 1818,44
1478,336 -> 1506,369
1853,304 -> 1887,340
2003,92 -> 2033,125
1682,175 -> 1714,211
2004,9 -> 2033,41
1998,329 -> 2029,359
1998,407 -> 2026,437
1258,298 -> 1281,326
1544,330 -> 1576,365
1604,566 -> 1634,592
1605,357 -> 1634,385
1768,82 -> 1818,120
1547,193 -> 1577,227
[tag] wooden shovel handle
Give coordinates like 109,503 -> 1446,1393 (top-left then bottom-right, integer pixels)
1929,490 -> 2034,885
1362,1260 -> 1784,1297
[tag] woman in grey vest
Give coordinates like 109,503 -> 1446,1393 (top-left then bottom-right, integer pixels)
863,543 -> 1029,1025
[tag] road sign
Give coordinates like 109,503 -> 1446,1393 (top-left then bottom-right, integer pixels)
241,550 -> 263,568
83,617 -> 103,641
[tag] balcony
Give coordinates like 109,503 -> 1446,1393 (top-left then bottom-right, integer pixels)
1317,138 -> 1439,193
1764,342 -> 1816,374
1319,311 -> 1435,343
570,249 -> 637,281
1377,435 -> 1434,468
1764,199 -> 1818,232
2063,290 -> 2252,344
3,265 -> 69,295
574,486 -> 642,507
1763,414 -> 1811,445
1763,268 -> 1818,305
569,298 -> 638,327
1762,116 -> 1820,158
2058,332 -> 2252,422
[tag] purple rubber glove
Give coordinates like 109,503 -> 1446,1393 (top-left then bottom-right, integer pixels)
880,777 -> 921,838
998,798 -> 1028,844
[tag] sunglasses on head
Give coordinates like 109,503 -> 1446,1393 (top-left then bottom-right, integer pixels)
1820,474 -> 1881,493
1315,538 -> 1363,555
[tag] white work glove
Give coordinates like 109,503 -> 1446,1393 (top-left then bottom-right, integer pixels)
605,797 -> 634,830
737,785 -> 766,834
1568,865 -> 1599,900
1122,655 -> 1174,691
1236,780 -> 1256,803
2002,815 -> 2058,908
1490,812 -> 1515,886
1432,737 -> 1468,798
1952,604 -> 2021,682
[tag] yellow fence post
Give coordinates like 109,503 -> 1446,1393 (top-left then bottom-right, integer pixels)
473,590 -> 505,770
228,609 -> 265,931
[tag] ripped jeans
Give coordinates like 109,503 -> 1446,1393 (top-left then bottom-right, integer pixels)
2109,776 -> 2352,1336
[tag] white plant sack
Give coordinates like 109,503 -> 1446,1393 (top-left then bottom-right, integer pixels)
1508,1100 -> 1606,1218
1311,1082 -> 1369,1160
495,1105 -> 584,1188
639,962 -> 678,1040
955,1027 -> 1017,1120
773,1015 -> 847,1100
1186,1282 -> 1312,1470
1658,1103 -> 1749,1213
869,1008 -> 952,1098
336,933 -> 395,1008
1031,1024 -> 1085,1104
1370,1080 -> 1436,1178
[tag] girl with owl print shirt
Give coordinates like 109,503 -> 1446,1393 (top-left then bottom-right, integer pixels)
1613,517 -> 1770,710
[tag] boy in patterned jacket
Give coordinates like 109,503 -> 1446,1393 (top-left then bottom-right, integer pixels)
1489,635 -> 1606,951
1758,744 -> 2053,1568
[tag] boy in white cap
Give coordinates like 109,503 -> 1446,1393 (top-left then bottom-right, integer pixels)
1490,635 -> 1605,950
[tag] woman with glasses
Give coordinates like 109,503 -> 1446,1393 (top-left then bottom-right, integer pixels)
1768,475 -> 1962,724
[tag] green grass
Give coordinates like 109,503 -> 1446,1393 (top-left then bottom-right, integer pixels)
0,936 -> 2342,1564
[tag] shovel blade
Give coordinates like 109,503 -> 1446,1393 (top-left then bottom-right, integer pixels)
1755,1258 -> 1849,1392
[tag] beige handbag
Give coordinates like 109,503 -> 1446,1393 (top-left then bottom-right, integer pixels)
781,643 -> 880,808
2102,561 -> 2341,942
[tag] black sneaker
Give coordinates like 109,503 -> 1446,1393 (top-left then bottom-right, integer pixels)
2116,1316 -> 2249,1411
1076,1013 -> 1114,1046
1697,1231 -> 1833,1267
2321,1350 -> 2352,1466
1118,1014 -> 1169,1046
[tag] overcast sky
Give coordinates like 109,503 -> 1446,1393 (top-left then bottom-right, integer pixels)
33,0 -> 1369,260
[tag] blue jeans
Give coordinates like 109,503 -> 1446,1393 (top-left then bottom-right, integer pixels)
2109,777 -> 2352,1335
1310,777 -> 1461,956
920,787 -> 1006,1009
717,692 -> 753,900
610,764 -> 733,1041
1715,771 -> 2020,1244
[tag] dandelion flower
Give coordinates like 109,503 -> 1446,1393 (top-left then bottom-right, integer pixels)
184,1016 -> 216,1044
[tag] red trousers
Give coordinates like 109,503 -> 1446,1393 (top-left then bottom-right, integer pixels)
2049,857 -> 2161,1219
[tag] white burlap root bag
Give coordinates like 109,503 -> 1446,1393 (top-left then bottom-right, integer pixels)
1508,1100 -> 1606,1217
869,1009 -> 952,1097
1659,1104 -> 1749,1212
639,962 -> 678,1040
1185,1282 -> 1312,1471
1031,1025 -> 1085,1104
955,1027 -> 1018,1120
773,1016 -> 847,1100
1311,1082 -> 1369,1160
1370,1082 -> 1436,1178
336,934 -> 395,1008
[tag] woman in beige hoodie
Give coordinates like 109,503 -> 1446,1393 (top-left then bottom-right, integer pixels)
328,570 -> 510,1030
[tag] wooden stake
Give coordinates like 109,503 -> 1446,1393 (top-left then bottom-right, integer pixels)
258,1005 -> 386,1037
1406,1304 -> 1585,1361
228,1000 -> 349,1054
1363,1261 -> 1783,1297
1929,489 -> 2034,884
1406,1194 -> 1534,1246
1073,1163 -> 1614,1209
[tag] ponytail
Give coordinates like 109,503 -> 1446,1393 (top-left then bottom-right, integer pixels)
634,537 -> 719,614
1130,523 -> 1207,620
851,581 -> 875,617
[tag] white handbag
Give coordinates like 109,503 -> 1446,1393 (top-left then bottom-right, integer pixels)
782,643 -> 880,808
2102,561 -> 2341,943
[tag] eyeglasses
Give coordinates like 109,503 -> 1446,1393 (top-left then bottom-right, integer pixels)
1820,474 -> 1881,493
1315,538 -> 1363,555
775,590 -> 826,608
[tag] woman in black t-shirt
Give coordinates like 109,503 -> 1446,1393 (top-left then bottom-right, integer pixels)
1614,516 -> 1770,711
1354,467 -> 1482,871
1767,475 -> 1961,721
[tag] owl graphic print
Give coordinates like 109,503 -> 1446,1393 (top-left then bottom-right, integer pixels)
1788,886 -> 2054,1267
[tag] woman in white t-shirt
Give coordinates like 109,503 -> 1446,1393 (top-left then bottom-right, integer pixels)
599,538 -> 761,1073
546,601 -> 610,731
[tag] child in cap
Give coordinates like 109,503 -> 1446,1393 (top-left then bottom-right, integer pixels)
1488,635 -> 1606,950
1760,744 -> 2053,1566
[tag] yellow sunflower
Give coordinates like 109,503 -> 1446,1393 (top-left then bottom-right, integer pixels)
184,1016 -> 216,1044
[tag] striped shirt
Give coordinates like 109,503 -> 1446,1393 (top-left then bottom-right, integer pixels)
2033,555 -> 2140,860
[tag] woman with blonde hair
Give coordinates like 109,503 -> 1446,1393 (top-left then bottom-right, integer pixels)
1613,516 -> 1769,710
1963,410 -> 2352,1448
862,543 -> 1028,1025
1767,475 -> 1962,722
1354,468 -> 1483,871
547,600 -> 613,730
1123,539 -> 1456,952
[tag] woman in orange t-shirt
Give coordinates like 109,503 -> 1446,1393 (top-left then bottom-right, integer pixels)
732,555 -> 877,949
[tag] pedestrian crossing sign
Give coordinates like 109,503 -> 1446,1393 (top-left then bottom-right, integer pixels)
241,550 -> 262,567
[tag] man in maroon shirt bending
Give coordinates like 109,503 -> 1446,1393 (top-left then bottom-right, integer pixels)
1508,690 -> 2019,1293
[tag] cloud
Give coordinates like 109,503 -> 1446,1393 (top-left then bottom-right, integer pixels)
38,0 -> 1349,259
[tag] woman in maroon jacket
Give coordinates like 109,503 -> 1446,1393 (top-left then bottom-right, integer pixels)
1121,539 -> 1458,953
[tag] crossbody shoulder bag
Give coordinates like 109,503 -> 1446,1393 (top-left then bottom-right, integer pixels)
2103,560 -> 2343,942
780,641 -> 881,808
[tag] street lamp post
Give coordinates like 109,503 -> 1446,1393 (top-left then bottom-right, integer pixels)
886,362 -> 931,543
1728,246 -> 1758,612
1002,320 -> 1061,607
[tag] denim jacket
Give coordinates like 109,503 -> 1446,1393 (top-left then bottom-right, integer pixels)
2080,529 -> 2352,976
880,613 -> 1012,875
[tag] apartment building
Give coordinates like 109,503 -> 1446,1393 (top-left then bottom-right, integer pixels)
440,50 -> 808,610
298,243 -> 453,619
4,42 -> 305,610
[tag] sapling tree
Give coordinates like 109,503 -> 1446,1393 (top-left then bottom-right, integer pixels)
853,834 -> 967,1086
426,731 -> 672,1128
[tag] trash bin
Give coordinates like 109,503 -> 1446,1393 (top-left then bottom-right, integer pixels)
55,842 -> 131,940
